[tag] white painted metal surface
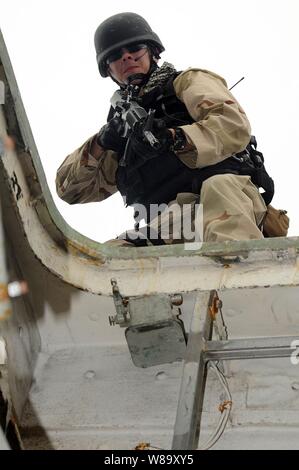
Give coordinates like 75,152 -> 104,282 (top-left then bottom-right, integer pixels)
19,346 -> 299,450
13,288 -> 299,450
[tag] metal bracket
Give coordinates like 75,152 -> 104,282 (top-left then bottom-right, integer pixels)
209,291 -> 228,341
108,279 -> 186,368
109,278 -> 130,327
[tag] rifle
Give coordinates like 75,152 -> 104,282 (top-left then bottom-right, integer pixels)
110,77 -> 160,165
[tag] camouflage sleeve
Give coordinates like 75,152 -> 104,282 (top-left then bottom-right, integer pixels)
56,134 -> 118,204
173,68 -> 251,169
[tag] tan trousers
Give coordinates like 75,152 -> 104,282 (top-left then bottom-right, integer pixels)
200,174 -> 266,242
111,174 -> 267,245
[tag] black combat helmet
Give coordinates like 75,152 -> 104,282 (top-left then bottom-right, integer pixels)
94,12 -> 165,77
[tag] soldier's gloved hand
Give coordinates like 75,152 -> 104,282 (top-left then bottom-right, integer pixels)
129,119 -> 174,161
97,116 -> 127,154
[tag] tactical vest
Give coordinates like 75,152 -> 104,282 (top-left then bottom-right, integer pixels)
107,73 -> 274,219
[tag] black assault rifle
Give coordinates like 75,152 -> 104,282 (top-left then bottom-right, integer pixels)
110,77 -> 160,165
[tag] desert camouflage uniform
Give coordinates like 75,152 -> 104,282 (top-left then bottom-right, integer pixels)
56,68 -> 266,243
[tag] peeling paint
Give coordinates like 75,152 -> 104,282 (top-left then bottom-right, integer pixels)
0,309 -> 12,321
0,283 -> 8,301
66,240 -> 105,265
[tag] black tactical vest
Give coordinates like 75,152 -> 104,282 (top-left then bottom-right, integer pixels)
107,73 -> 274,217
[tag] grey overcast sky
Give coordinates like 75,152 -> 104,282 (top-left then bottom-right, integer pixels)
1,0 -> 298,241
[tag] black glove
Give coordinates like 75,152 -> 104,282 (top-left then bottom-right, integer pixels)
129,119 -> 174,161
97,116 -> 127,154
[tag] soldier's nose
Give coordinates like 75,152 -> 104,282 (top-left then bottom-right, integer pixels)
121,48 -> 134,60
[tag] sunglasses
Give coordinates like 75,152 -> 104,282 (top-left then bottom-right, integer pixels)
106,43 -> 148,64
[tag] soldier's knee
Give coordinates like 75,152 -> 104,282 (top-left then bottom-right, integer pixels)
201,174 -> 234,197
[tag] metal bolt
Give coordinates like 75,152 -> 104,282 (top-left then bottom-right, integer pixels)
7,281 -> 28,298
155,371 -> 167,381
0,281 -> 28,301
276,250 -> 288,261
291,382 -> 299,391
84,370 -> 96,380
171,294 -> 183,306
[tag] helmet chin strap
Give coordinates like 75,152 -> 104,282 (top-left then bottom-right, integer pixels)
126,73 -> 147,85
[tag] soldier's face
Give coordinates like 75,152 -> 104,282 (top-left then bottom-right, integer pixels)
107,45 -> 151,84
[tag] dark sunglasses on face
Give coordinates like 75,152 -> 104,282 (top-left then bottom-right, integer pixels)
106,43 -> 148,64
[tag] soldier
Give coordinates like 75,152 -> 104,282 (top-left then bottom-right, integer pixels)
56,12 -> 275,247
